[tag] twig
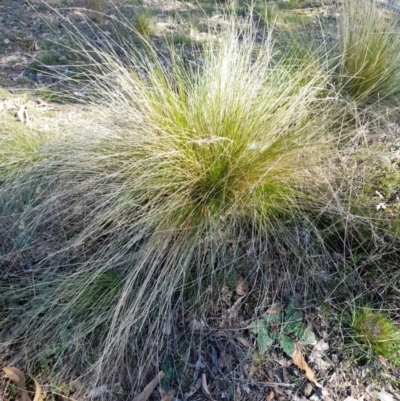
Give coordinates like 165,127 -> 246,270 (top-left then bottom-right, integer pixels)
251,381 -> 294,388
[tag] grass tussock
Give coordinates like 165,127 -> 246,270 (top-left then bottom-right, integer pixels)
352,308 -> 400,366
0,109 -> 58,180
133,11 -> 155,36
338,0 -> 400,104
1,18 -> 352,388
0,13 -> 389,396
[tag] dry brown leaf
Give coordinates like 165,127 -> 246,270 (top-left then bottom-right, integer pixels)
235,336 -> 251,348
266,304 -> 285,314
132,371 -> 165,401
201,373 -> 216,400
213,331 -> 229,339
161,389 -> 176,401
266,390 -> 275,401
32,376 -> 43,401
218,350 -> 232,368
3,367 -> 26,386
236,277 -> 247,296
291,343 -> 317,384
2,367 -> 31,401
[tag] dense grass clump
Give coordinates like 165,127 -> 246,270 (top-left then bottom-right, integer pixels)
0,18 -> 361,395
352,308 -> 400,365
133,11 -> 155,36
338,0 -> 400,104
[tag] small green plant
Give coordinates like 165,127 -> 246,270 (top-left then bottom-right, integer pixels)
28,51 -> 60,72
165,31 -> 193,46
352,308 -> 400,365
251,303 -> 316,356
133,11 -> 155,36
13,12 -> 22,25
260,3 -> 279,25
274,0 -> 302,10
0,112 -> 57,179
259,2 -> 310,32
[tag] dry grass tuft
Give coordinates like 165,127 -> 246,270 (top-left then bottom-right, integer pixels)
338,0 -> 400,104
0,12 -> 392,398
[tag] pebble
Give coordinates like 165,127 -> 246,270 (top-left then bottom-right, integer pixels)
304,383 -> 314,397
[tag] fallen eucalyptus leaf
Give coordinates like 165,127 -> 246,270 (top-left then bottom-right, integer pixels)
266,303 -> 285,314
132,371 -> 165,401
236,277 -> 247,296
201,374 -> 211,397
31,376 -> 43,401
218,350 -> 232,368
235,336 -> 251,348
3,367 -> 26,386
291,343 -> 319,385
2,367 -> 31,401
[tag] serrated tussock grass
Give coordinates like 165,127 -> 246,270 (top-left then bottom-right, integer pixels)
338,0 -> 400,105
0,18 -> 360,394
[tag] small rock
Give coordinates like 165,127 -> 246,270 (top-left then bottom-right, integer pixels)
4,39 -> 10,45
88,385 -> 108,398
278,358 -> 292,367
188,319 -> 206,331
374,391 -> 394,401
314,340 -> 329,352
303,383 -> 313,397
